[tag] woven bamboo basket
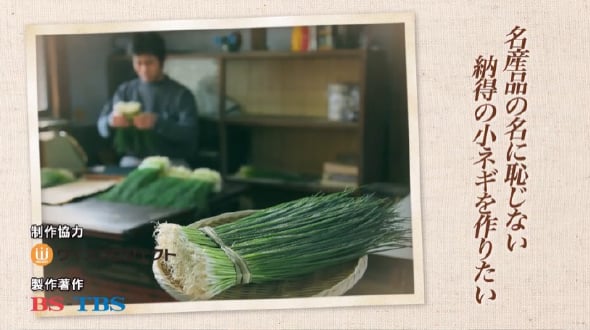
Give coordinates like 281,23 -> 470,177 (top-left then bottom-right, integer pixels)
152,210 -> 368,300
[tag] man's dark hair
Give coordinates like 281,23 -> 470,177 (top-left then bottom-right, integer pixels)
131,32 -> 166,63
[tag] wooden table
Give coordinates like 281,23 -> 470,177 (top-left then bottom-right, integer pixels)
41,181 -> 249,304
41,180 -> 413,304
44,252 -> 414,305
346,254 -> 414,295
42,181 -> 247,240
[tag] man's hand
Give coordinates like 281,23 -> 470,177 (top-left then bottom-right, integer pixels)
133,112 -> 157,130
110,114 -> 130,128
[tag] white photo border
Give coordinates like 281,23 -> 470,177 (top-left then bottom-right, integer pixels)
26,12 -> 424,317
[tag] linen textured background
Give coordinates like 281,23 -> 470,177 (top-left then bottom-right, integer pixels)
0,0 -> 588,329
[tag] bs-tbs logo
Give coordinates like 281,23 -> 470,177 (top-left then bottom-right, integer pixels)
31,296 -> 126,312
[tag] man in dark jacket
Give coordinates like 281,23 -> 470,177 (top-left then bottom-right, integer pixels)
98,32 -> 198,167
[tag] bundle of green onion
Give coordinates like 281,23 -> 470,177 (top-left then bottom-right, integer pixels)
41,168 -> 76,188
154,191 -> 411,299
112,101 -> 156,157
99,156 -> 222,210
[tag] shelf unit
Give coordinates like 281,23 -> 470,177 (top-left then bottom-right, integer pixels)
216,49 -> 389,189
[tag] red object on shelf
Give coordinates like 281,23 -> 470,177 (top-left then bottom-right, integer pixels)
292,26 -> 314,52
301,26 -> 309,52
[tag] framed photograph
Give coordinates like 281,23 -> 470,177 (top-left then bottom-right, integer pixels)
26,12 -> 423,316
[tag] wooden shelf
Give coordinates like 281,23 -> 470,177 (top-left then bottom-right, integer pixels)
112,49 -> 367,61
227,175 -> 351,193
223,115 -> 358,130
110,49 -> 368,62
219,49 -> 367,60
